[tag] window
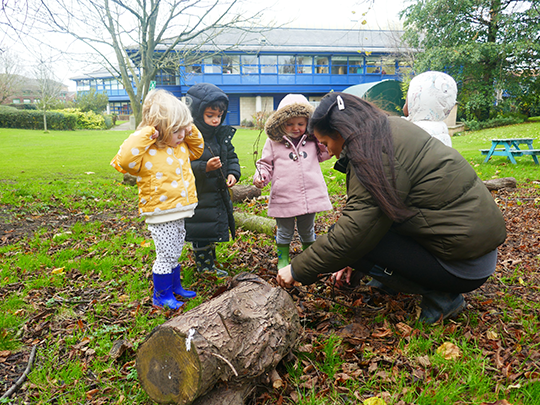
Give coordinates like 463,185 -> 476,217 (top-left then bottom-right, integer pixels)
241,55 -> 258,74
260,55 -> 277,74
23,99 -> 31,103
314,56 -> 329,74
397,61 -> 413,75
331,56 -> 347,75
366,57 -> 382,74
381,57 -> 396,75
296,56 -> 313,74
157,69 -> 177,85
348,56 -> 364,74
110,102 -> 132,115
203,56 -> 222,74
186,65 -> 202,74
78,79 -> 90,91
223,55 -> 240,74
278,55 -> 295,74
12,99 -> 20,104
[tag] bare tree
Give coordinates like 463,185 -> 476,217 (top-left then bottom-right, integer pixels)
34,58 -> 63,132
29,0 -> 267,124
0,50 -> 24,104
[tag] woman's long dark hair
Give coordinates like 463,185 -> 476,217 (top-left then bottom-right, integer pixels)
309,92 -> 413,222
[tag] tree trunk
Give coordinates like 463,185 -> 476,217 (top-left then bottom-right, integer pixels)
43,111 -> 47,132
136,273 -> 300,405
233,212 -> 276,236
483,177 -> 516,191
230,185 -> 261,203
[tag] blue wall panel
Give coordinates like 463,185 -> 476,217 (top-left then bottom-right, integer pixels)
222,75 -> 242,85
260,75 -> 278,85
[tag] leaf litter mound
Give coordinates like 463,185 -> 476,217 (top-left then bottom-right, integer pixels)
1,187 -> 539,404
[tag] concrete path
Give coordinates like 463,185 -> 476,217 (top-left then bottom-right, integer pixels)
111,121 -> 131,131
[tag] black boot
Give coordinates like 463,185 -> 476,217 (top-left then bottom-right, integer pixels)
193,245 -> 228,277
367,265 -> 466,323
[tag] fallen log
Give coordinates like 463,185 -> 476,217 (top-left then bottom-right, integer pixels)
483,177 -> 517,191
233,212 -> 276,237
136,273 -> 300,405
230,185 -> 261,203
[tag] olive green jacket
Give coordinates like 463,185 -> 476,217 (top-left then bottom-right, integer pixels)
291,117 -> 506,285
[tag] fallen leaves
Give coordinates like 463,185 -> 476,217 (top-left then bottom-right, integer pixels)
436,342 -> 462,360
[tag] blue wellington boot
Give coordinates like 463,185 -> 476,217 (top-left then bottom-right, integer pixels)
152,272 -> 184,310
171,265 -> 196,299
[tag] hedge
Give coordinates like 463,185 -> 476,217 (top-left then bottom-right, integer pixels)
0,110 -> 78,130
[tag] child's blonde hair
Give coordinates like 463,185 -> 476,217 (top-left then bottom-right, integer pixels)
140,89 -> 192,148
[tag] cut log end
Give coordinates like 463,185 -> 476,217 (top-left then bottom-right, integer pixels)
136,328 -> 201,405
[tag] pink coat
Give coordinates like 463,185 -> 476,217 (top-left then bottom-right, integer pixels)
254,135 -> 333,218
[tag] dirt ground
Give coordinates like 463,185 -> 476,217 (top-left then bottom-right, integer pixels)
1,186 -> 539,403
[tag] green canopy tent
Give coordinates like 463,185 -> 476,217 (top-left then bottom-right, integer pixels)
343,79 -> 404,115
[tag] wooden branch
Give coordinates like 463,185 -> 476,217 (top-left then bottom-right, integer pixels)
233,212 -> 276,236
0,345 -> 37,400
483,177 -> 517,191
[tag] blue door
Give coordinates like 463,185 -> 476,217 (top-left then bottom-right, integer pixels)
225,95 -> 240,126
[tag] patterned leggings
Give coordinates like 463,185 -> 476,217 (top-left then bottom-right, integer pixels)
147,219 -> 185,275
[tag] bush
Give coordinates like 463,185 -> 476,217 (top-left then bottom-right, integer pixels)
0,109 -> 78,130
61,108 -> 107,129
241,119 -> 254,128
252,111 -> 272,130
103,114 -> 114,129
10,104 -> 38,110
463,114 -> 527,131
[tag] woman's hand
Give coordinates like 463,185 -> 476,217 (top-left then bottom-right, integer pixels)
277,265 -> 295,288
226,174 -> 237,187
151,129 -> 159,139
206,156 -> 222,172
332,266 -> 353,288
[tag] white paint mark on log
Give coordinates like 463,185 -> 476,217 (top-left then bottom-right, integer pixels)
186,328 -> 196,351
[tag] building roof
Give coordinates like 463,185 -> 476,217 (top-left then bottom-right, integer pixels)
69,71 -> 122,81
157,27 -> 405,55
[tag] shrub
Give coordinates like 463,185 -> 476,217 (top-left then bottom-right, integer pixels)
61,108 -> 107,129
0,109 -> 78,130
103,114 -> 114,129
241,119 -> 254,128
463,114 -> 527,131
252,111 -> 272,130
10,104 -> 38,110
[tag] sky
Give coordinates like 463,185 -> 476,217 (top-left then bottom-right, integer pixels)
257,0 -> 408,30
2,0 -> 409,90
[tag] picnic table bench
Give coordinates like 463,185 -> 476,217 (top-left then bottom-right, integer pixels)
480,138 -> 539,165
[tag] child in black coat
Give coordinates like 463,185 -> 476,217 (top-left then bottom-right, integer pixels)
185,83 -> 241,277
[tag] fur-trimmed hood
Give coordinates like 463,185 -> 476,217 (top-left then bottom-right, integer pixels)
265,94 -> 315,142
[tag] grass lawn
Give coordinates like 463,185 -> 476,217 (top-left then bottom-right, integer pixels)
0,123 -> 539,404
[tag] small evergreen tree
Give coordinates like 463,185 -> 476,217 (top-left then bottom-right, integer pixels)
75,88 -> 109,113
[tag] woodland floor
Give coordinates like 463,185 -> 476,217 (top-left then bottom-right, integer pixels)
1,186 -> 539,404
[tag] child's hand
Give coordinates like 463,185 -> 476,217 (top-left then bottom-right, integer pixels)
151,129 -> 159,139
253,177 -> 265,188
206,156 -> 222,172
226,174 -> 237,187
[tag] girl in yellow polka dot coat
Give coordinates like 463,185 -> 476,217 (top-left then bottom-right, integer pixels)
111,89 -> 204,310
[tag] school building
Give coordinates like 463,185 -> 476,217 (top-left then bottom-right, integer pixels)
70,27 -> 408,126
